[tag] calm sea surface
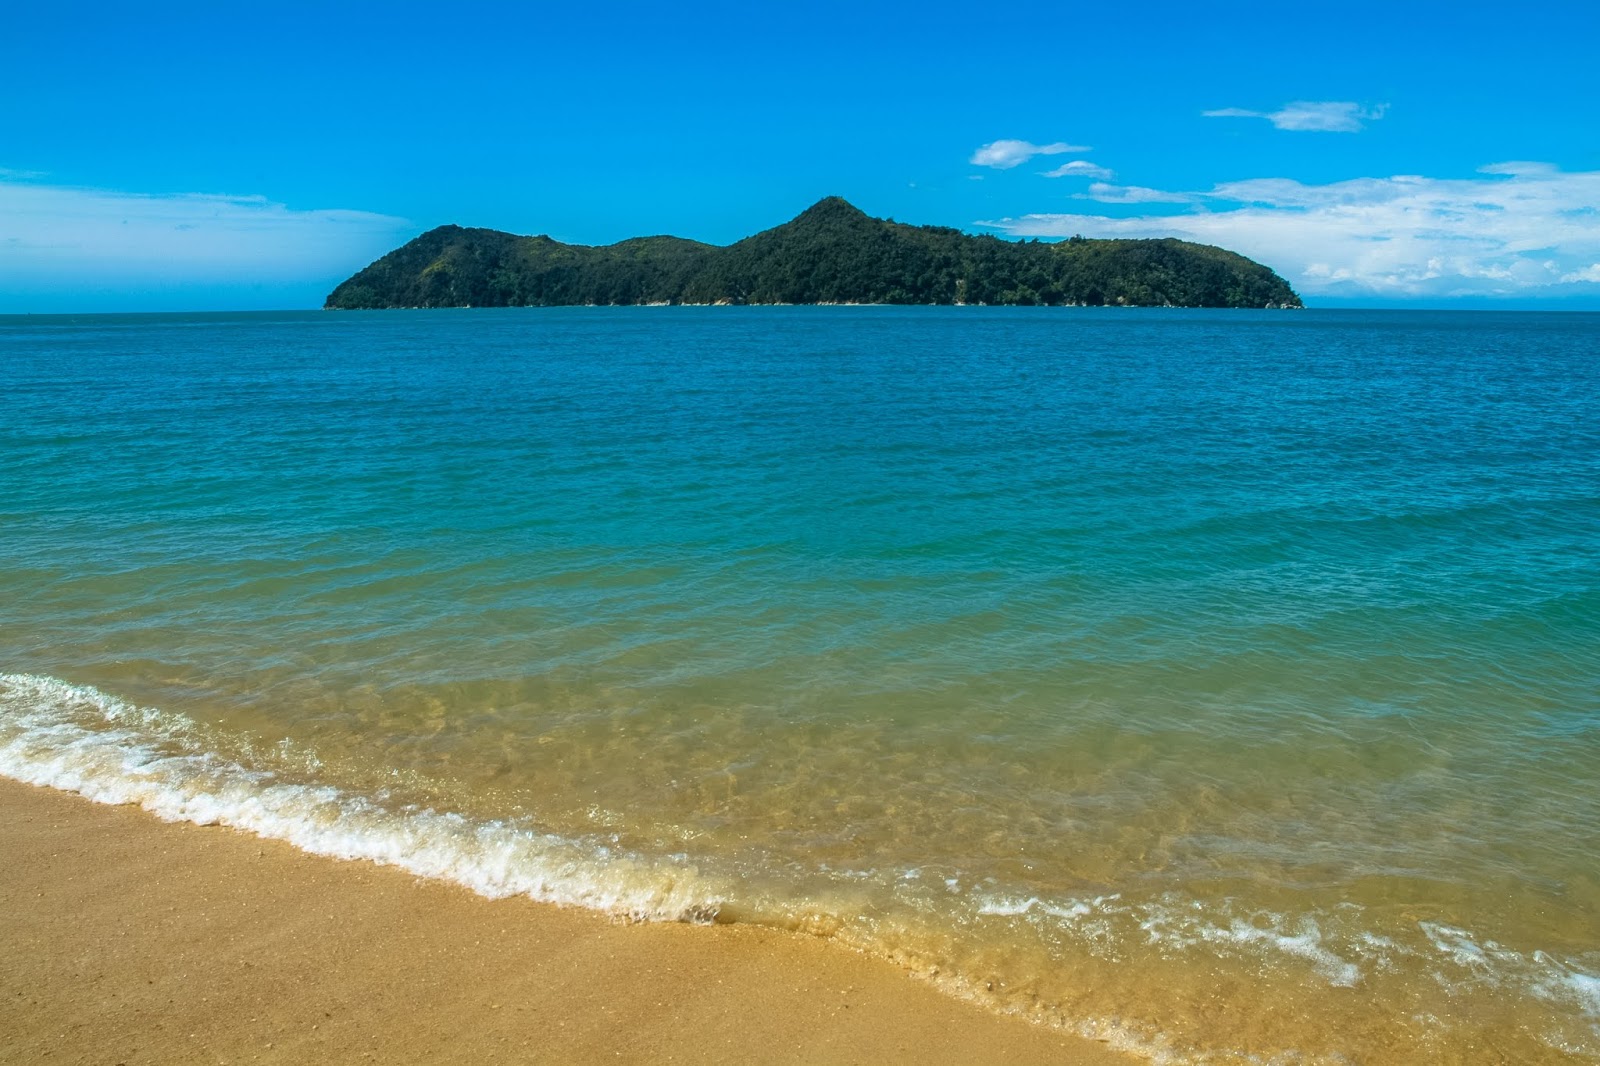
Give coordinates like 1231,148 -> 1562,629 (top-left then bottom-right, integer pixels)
2,308 -> 1597,1061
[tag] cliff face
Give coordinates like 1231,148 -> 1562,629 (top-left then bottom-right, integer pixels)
326,197 -> 1302,310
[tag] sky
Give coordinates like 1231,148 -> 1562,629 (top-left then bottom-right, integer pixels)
3,0 -> 1599,311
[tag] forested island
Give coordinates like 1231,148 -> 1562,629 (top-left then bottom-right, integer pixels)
326,197 -> 1301,309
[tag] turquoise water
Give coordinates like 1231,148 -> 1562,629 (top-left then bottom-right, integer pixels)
2,307 -> 1597,1061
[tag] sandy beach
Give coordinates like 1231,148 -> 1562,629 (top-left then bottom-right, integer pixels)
0,778 -> 1130,1065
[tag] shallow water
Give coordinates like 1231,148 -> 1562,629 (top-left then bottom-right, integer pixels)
2,307 -> 1597,1061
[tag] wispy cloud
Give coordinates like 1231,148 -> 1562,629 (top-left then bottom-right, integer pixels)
978,162 -> 1600,298
0,177 -> 411,308
1203,101 -> 1388,133
1042,160 -> 1114,180
1079,182 -> 1192,204
970,139 -> 1090,169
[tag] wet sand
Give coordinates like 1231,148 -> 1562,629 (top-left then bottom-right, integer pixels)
0,778 -> 1131,1065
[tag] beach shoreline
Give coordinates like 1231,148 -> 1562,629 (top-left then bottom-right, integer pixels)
0,777 -> 1131,1065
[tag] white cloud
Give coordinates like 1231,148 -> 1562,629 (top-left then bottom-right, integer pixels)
1203,101 -> 1388,133
1042,160 -> 1114,180
977,163 -> 1600,298
0,178 -> 409,301
1079,182 -> 1193,204
970,139 -> 1090,169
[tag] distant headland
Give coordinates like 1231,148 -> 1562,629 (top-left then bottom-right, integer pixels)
326,197 -> 1301,310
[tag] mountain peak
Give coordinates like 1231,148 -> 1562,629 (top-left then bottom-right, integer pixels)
794,196 -> 870,223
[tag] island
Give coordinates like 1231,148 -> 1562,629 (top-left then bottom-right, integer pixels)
326,197 -> 1301,310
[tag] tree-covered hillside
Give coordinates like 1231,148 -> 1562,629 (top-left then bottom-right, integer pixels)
326,198 -> 1301,309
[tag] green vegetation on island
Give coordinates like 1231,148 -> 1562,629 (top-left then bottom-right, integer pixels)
326,197 -> 1302,310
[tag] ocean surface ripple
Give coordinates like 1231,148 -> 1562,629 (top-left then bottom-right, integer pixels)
2,307 -> 1597,1062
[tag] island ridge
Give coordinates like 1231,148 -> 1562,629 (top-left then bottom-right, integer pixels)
326,197 -> 1301,310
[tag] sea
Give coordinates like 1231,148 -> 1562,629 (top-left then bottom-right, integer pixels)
2,307 -> 1596,1062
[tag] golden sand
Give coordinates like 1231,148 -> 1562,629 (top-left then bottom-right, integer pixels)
0,778 -> 1131,1065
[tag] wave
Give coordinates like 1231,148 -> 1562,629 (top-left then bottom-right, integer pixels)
974,888 -> 1600,1015
0,672 -> 726,920
4,671 -> 1597,1062
0,671 -> 1195,1060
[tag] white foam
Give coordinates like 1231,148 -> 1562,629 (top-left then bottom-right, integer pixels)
0,673 -> 726,921
1531,952 -> 1600,1020
1565,972 -> 1600,1018
976,893 -> 1118,921
978,889 -> 1366,988
1208,917 -> 1362,988
1419,921 -> 1493,971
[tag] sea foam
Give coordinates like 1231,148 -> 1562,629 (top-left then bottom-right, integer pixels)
0,673 -> 725,921
6,670 -> 1598,1062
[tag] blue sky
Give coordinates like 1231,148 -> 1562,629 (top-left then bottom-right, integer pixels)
4,0 -> 1599,311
